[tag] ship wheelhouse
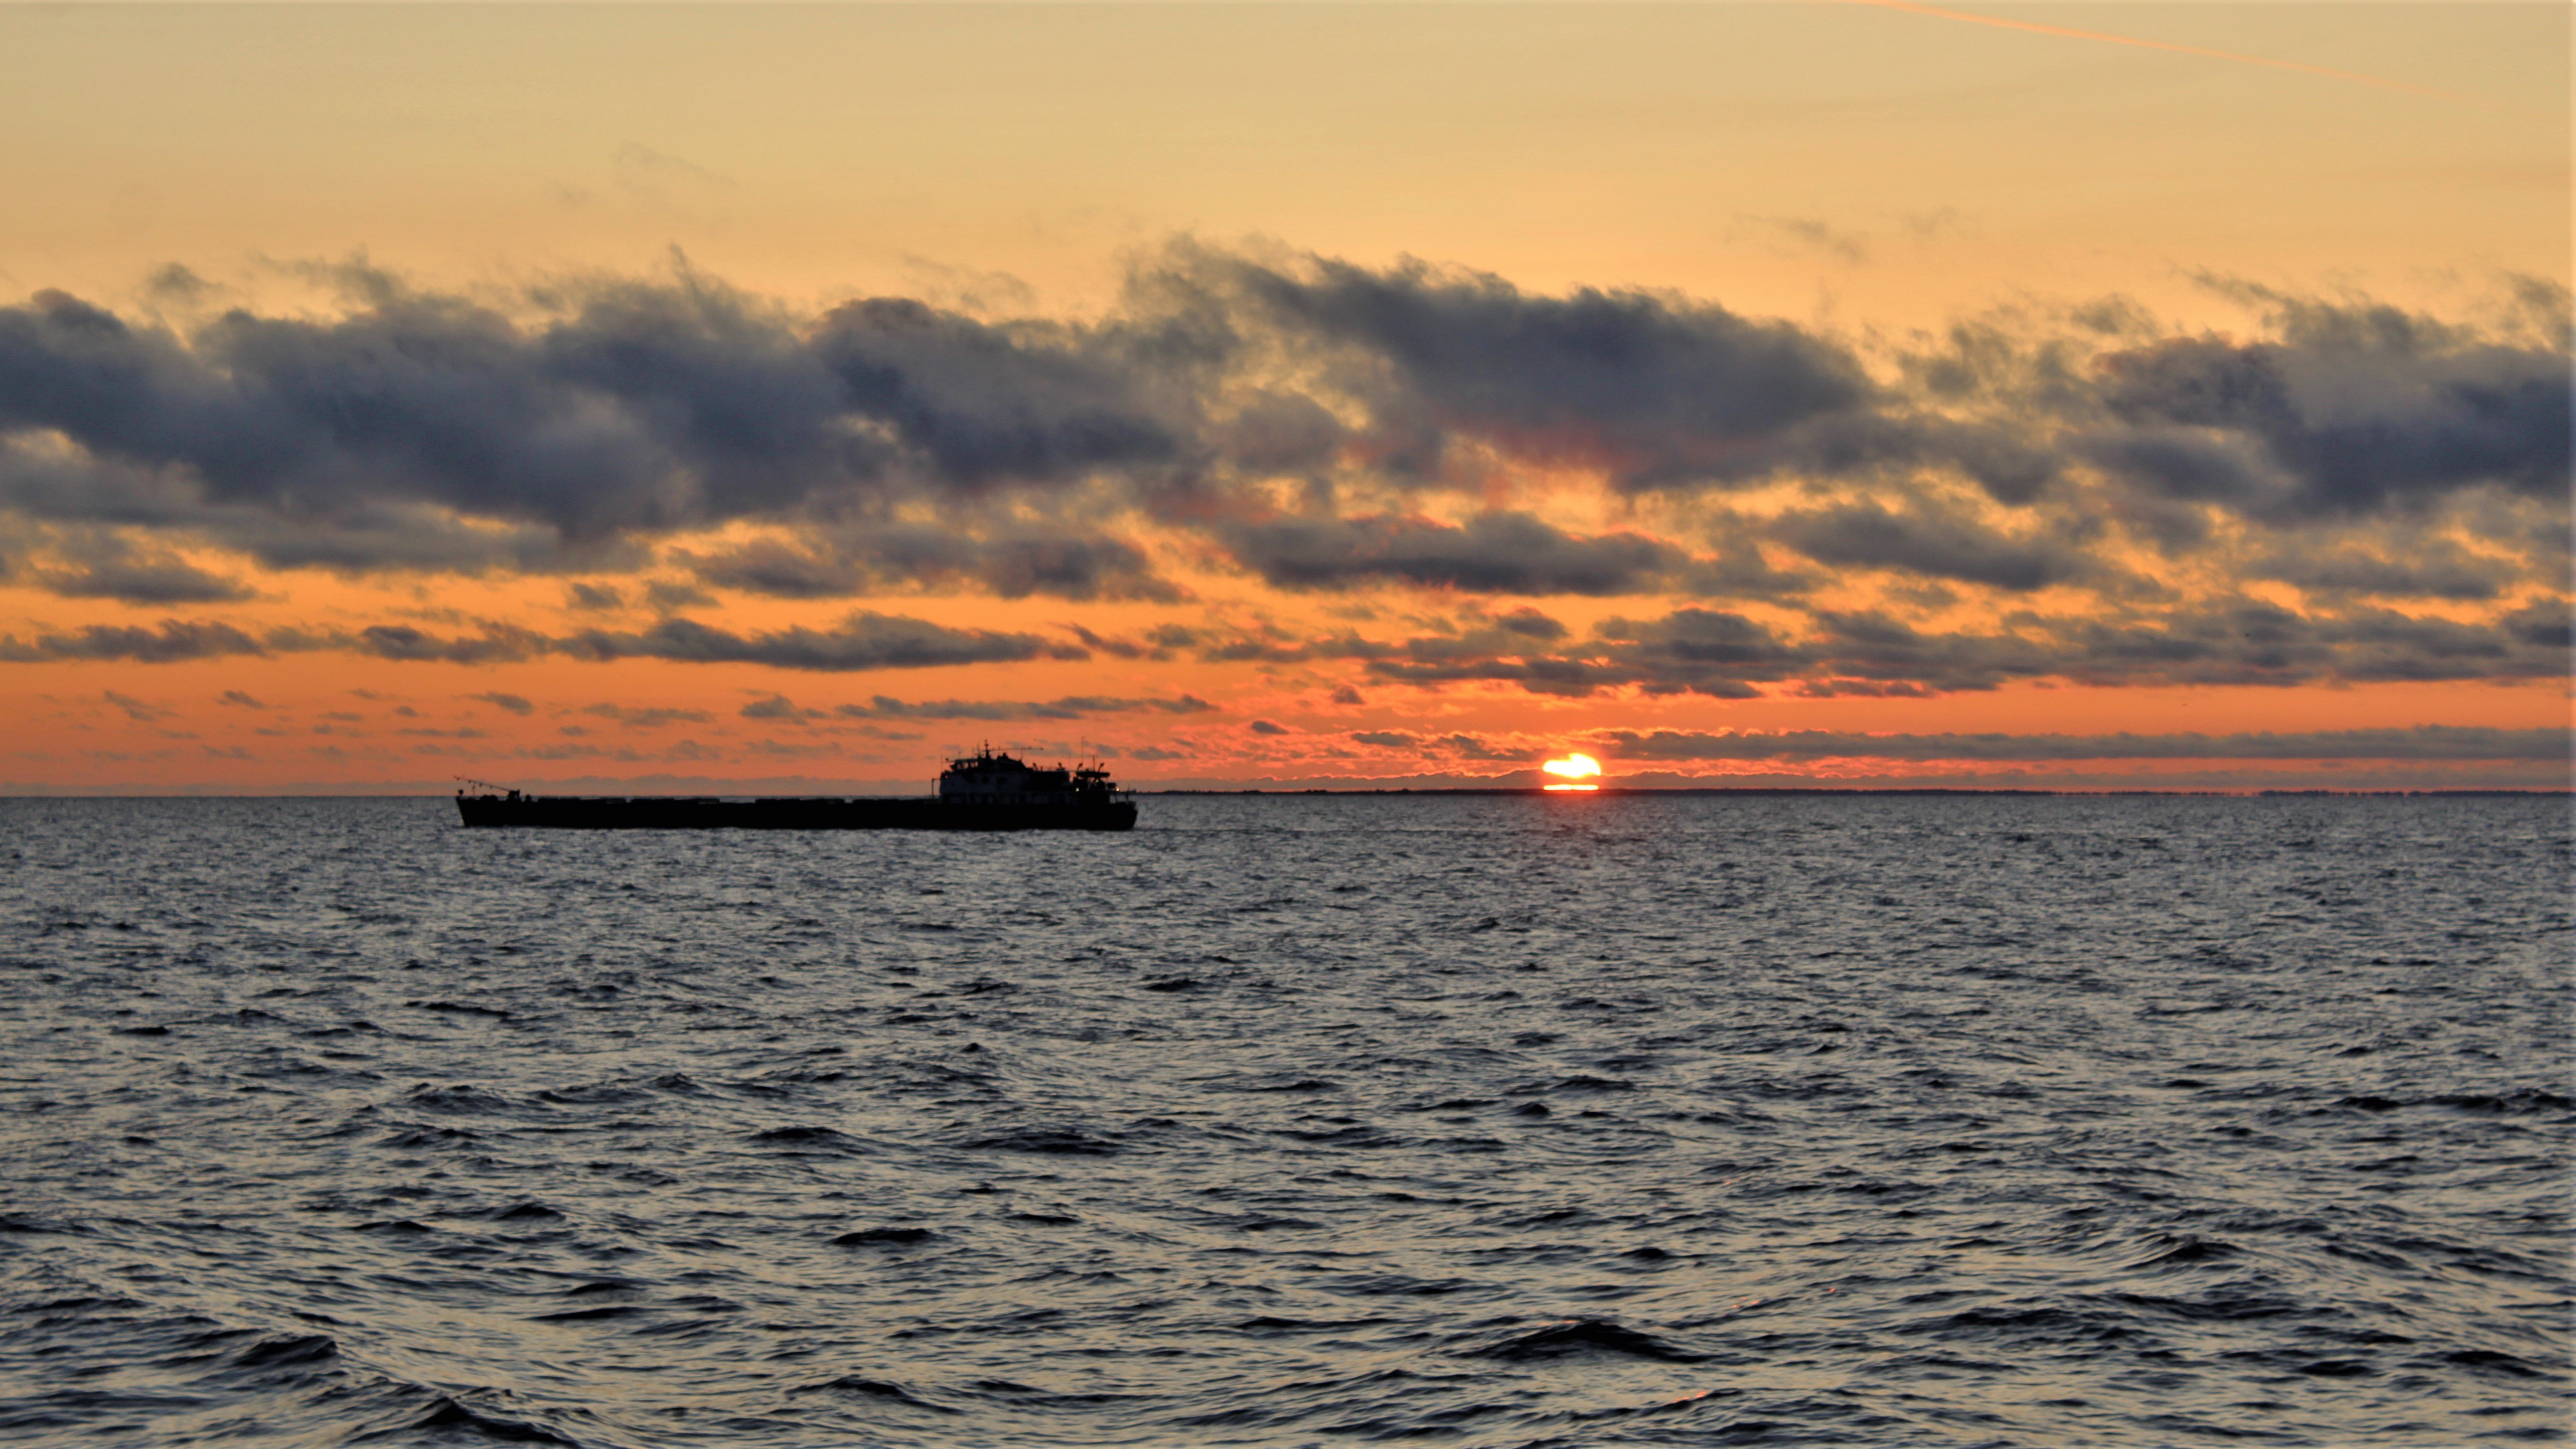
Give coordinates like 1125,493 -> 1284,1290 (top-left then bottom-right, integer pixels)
937,746 -> 1125,808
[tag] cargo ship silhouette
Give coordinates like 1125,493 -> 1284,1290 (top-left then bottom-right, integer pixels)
456,747 -> 1138,831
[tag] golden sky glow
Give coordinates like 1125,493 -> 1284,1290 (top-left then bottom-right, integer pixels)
1,3 -> 2566,793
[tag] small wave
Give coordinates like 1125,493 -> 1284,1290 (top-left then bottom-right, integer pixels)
1914,1304 -> 2143,1344
962,1128 -> 1122,1155
396,1078 -> 523,1108
527,1305 -> 643,1322
559,1280 -> 641,1297
229,1332 -> 339,1370
2429,1089 -> 2573,1114
2442,1349 -> 2543,1377
535,1083 -> 647,1106
359,1396 -> 581,1445
1467,1318 -> 1706,1363
405,1000 -> 513,1019
747,1126 -> 868,1151
833,1226 -> 940,1247
2125,1235 -> 2244,1269
2334,1088 -> 2571,1115
789,1375 -> 957,1411
377,1126 -> 480,1148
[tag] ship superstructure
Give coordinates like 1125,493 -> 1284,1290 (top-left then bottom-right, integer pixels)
939,747 -> 1124,810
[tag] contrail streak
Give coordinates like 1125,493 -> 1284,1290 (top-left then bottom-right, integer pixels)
1842,0 -> 2472,105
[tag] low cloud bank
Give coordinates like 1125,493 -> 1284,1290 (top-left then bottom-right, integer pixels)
1599,725 -> 2570,763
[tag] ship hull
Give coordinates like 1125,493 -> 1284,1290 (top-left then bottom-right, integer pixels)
457,795 -> 1136,831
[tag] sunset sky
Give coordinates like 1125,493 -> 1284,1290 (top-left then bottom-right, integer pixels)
2,2 -> 2566,793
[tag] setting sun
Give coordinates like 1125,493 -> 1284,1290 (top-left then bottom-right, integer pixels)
1542,754 -> 1603,791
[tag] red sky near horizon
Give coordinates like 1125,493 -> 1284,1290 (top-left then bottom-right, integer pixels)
2,4 -> 2566,793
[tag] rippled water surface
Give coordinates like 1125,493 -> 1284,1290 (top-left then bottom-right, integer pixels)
2,794 -> 2568,1447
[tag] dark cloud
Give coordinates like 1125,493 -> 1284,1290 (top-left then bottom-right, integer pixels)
0,524 -> 257,603
691,525 -> 1178,602
532,276 -> 859,520
2045,600 -> 2556,688
1601,725 -> 2570,763
2076,426 -> 2282,508
811,297 -> 1181,489
561,612 -> 1072,672
350,622 -> 546,665
1350,592 -> 2566,699
833,692 -> 1215,722
1768,410 -> 2068,505
1345,607 -> 1802,698
740,694 -> 822,721
583,702 -> 712,728
1773,500 -> 2088,592
0,272 -> 1183,574
0,286 -> 675,537
1677,536 -> 1814,600
1155,246 -> 1871,488
1247,718 -> 1290,735
0,618 -> 269,662
0,608 -> 1068,675
1436,732 -> 1522,761
2252,539 -> 2514,602
1218,511 -> 1686,595
0,253 -> 2563,631
1787,610 -> 2056,693
1344,728 -> 1521,760
102,689 -> 171,721
2091,297 -> 2571,516
468,691 -> 535,715
1790,678 -> 1936,699
39,549 -> 252,604
644,578 -> 716,610
216,689 -> 265,708
2501,601 -> 2571,652
1212,392 -> 1347,473
1332,610 -> 1606,694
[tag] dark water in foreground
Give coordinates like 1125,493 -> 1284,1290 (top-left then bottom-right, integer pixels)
0,794 -> 2567,1448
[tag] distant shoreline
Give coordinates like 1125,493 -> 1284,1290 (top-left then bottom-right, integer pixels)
1144,787 -> 2566,798
7,787 -> 2562,800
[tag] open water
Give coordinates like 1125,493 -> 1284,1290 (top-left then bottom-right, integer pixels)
0,793 -> 2567,1448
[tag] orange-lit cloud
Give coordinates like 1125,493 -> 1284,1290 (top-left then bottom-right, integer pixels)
1,246 -> 2565,793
